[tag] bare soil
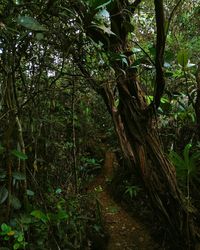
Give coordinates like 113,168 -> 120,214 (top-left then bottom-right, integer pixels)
88,151 -> 160,250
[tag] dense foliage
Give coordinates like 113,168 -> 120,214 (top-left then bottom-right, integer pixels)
0,0 -> 200,249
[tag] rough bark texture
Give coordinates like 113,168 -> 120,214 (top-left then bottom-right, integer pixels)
102,73 -> 199,249
79,0 -> 200,248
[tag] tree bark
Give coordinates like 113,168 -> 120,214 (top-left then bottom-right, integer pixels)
79,0 -> 200,248
101,1 -> 199,248
102,72 -> 199,249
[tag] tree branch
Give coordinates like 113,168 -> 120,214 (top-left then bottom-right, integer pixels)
166,0 -> 183,37
154,0 -> 166,108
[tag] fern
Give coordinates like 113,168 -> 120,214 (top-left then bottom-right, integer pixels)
169,144 -> 200,185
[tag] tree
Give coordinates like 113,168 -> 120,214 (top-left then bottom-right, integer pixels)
0,0 -> 200,248
74,0 -> 200,248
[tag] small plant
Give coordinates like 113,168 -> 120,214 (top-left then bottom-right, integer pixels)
94,185 -> 103,193
0,223 -> 27,249
106,205 -> 119,214
124,183 -> 141,199
169,144 -> 200,183
169,143 -> 200,197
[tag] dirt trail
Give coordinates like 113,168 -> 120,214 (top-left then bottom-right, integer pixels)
88,152 -> 159,250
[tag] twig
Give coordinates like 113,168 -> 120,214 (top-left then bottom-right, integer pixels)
131,39 -> 155,66
166,0 -> 183,37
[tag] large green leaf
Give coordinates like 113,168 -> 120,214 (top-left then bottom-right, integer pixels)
17,16 -> 48,32
169,151 -> 185,169
11,149 -> 28,160
177,50 -> 188,68
1,223 -> 11,233
31,210 -> 48,223
0,186 -> 8,204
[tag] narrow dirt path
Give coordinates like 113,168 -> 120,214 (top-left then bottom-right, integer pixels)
88,152 -> 159,250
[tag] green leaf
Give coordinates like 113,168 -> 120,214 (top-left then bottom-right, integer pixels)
57,210 -> 69,220
17,233 -> 24,242
177,50 -> 188,68
12,172 -> 26,180
120,54 -> 128,66
145,95 -> 153,105
55,188 -> 62,194
11,149 -> 28,160
0,186 -> 8,204
190,151 -> 200,161
10,195 -> 21,210
148,46 -> 156,57
169,151 -> 185,169
31,210 -> 48,223
1,223 -> 11,233
13,243 -> 20,250
26,189 -> 34,196
17,16 -> 48,32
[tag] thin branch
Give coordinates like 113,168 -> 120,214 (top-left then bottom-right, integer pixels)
71,74 -> 78,194
166,0 -> 183,37
131,39 -> 155,66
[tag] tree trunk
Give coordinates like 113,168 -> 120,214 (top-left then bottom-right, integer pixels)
78,0 -> 200,248
102,72 -> 199,249
195,63 -> 200,139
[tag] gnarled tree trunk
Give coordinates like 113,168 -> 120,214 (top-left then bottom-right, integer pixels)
78,0 -> 200,248
104,1 -> 199,249
102,71 -> 198,249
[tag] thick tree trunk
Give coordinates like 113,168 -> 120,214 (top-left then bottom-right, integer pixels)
78,0 -> 200,248
102,72 -> 199,249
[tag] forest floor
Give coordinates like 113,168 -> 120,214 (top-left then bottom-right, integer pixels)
87,151 -> 160,250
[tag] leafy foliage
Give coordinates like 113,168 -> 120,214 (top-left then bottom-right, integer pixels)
0,0 -> 200,248
169,144 -> 200,188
